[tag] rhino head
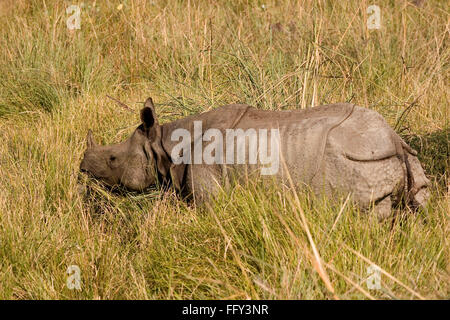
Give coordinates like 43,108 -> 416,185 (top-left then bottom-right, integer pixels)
79,98 -> 171,191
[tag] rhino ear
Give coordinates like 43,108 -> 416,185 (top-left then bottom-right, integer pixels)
140,97 -> 157,129
141,97 -> 170,177
151,133 -> 171,178
86,129 -> 97,149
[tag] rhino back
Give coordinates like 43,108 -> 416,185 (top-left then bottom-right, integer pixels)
160,103 -> 414,211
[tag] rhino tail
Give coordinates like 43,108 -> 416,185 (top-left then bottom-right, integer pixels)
392,132 -> 430,209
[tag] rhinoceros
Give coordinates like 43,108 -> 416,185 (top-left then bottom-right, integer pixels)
80,97 -> 430,219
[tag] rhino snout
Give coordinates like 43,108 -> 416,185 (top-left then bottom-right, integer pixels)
80,161 -> 89,173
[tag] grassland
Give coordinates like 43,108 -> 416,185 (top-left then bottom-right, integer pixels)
0,0 -> 448,299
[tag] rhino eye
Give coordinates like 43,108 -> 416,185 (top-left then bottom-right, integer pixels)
110,156 -> 116,161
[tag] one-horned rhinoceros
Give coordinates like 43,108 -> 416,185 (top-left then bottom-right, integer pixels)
80,97 -> 430,219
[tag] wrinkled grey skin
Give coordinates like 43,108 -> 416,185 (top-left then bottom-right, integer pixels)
80,98 -> 430,219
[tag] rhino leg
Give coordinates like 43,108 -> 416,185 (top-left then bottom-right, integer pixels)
374,195 -> 393,220
184,164 -> 223,205
392,133 -> 430,209
404,151 -> 430,208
